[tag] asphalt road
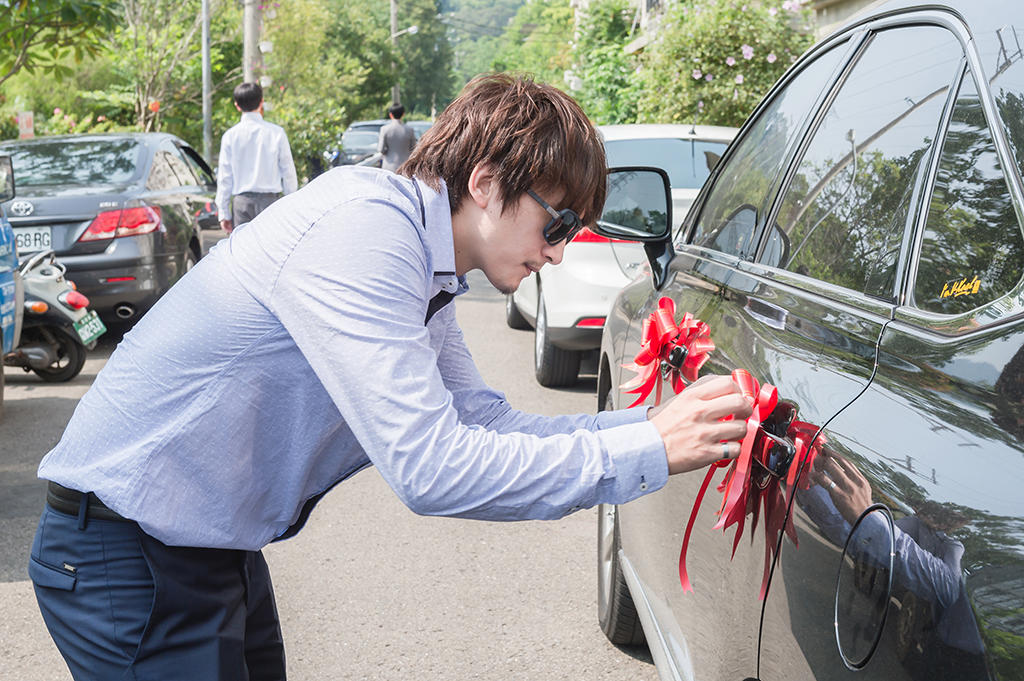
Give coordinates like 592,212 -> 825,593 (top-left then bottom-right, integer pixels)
0,231 -> 656,680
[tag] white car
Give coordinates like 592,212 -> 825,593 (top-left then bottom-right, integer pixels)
507,123 -> 739,386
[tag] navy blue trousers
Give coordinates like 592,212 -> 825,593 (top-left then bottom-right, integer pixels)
29,504 -> 286,680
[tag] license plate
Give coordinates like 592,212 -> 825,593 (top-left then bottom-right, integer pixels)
14,226 -> 52,255
73,310 -> 106,345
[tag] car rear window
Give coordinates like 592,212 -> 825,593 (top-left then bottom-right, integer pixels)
0,139 -> 145,187
341,131 -> 379,153
605,138 -> 729,189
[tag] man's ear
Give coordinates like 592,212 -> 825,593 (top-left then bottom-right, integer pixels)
467,163 -> 497,211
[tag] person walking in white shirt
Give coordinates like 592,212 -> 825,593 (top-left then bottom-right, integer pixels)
216,82 -> 298,233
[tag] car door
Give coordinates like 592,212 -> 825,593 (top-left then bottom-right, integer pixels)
145,142 -> 198,285
759,21 -> 1024,681
610,35 -> 861,681
176,143 -> 219,230
750,15 -> 1004,681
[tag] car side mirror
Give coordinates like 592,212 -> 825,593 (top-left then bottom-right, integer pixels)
593,167 -> 672,242
0,155 -> 15,203
593,166 -> 675,289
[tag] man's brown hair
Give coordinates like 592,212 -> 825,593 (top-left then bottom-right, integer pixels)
400,74 -> 607,225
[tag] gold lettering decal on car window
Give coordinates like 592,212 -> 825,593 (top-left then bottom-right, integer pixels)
940,276 -> 981,299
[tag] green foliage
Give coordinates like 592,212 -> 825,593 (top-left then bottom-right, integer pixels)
396,0 -> 456,117
573,0 -> 641,124
637,0 -> 814,126
490,0 -> 574,88
0,0 -> 119,87
261,0 -> 364,179
444,0 -> 522,90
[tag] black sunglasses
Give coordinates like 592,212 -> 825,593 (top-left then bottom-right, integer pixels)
527,189 -> 584,245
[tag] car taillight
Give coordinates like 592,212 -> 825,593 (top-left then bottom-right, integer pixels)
59,290 -> 90,310
79,206 -> 161,242
575,317 -> 605,327
571,227 -> 611,243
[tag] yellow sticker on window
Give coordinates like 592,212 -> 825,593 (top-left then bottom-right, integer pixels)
940,276 -> 982,299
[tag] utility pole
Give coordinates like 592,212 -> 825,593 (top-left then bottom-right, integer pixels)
243,0 -> 260,83
390,0 -> 400,105
201,0 -> 212,164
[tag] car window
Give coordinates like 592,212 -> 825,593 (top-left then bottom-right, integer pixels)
605,138 -> 730,189
147,152 -> 180,191
0,138 -> 145,187
690,40 -> 848,258
178,146 -> 215,186
913,68 -> 1024,315
163,148 -> 197,186
766,26 -> 963,299
341,130 -> 379,153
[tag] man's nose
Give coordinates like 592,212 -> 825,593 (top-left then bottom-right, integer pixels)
543,240 -> 567,266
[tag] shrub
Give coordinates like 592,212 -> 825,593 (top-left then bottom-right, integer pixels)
637,0 -> 814,127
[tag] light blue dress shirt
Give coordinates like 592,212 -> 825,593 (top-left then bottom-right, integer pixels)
39,167 -> 668,550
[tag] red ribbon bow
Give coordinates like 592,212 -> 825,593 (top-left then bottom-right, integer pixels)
620,297 -> 715,408
677,369 -> 824,599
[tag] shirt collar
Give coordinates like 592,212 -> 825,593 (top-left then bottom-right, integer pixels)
413,177 -> 464,296
241,111 -> 264,123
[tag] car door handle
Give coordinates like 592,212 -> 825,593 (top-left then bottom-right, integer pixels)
744,297 -> 787,330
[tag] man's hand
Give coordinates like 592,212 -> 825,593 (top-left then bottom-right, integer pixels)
648,375 -> 752,475
220,219 -> 233,233
813,453 -> 872,524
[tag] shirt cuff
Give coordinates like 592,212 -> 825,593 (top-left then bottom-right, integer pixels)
594,405 -> 650,430
595,419 -> 668,505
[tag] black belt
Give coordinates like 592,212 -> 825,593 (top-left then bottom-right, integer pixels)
46,481 -> 130,522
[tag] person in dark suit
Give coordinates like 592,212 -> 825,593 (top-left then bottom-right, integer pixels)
378,103 -> 417,172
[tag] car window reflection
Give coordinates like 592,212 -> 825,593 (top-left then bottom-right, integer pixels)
773,26 -> 962,297
913,68 -> 1024,315
691,40 -> 848,258
0,138 -> 145,187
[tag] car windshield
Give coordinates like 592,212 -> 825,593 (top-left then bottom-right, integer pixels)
605,138 -> 729,189
0,138 -> 145,187
342,130 -> 379,153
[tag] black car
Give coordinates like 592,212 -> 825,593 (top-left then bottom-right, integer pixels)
0,133 -> 217,324
594,1 -> 1024,680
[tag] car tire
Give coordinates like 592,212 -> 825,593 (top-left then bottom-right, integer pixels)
184,248 -> 198,274
505,294 -> 530,330
534,291 -> 581,387
31,329 -> 87,383
598,502 -> 646,646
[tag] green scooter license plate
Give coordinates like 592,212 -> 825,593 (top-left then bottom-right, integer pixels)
73,310 -> 107,345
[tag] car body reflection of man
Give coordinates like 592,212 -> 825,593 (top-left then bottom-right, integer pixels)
797,453 -> 986,679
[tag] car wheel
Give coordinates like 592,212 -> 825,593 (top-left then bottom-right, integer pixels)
31,329 -> 87,383
505,294 -> 530,330
184,248 -> 198,274
534,291 -> 581,387
598,502 -> 646,646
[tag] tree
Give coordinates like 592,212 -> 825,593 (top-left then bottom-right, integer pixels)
396,0 -> 455,117
0,0 -> 119,88
489,0 -> 574,88
573,0 -> 641,124
443,0 -> 522,91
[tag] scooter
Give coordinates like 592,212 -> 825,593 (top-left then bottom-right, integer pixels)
2,249 -> 106,382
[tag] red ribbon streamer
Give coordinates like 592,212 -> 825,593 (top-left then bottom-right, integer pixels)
677,369 -> 823,599
619,297 -> 714,408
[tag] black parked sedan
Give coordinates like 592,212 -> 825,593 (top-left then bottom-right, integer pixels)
0,133 -> 217,324
595,1 -> 1024,680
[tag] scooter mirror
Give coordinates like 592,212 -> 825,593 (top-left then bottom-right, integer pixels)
0,155 -> 14,203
